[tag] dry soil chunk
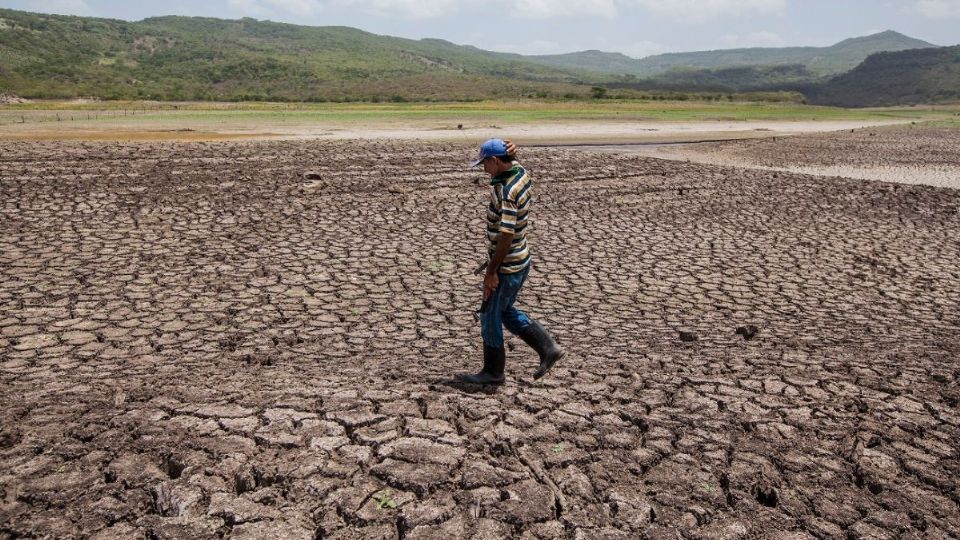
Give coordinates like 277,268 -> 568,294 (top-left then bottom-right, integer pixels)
230,519 -> 314,540
377,437 -> 465,467
486,479 -> 556,525
206,492 -> 280,524
370,458 -> 452,495
195,404 -> 256,419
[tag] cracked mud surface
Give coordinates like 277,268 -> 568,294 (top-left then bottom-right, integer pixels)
1,138 -> 959,539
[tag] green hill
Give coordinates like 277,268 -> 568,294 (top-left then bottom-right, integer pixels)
530,31 -> 937,77
805,46 -> 960,107
607,64 -> 819,93
528,50 -> 641,75
0,9 -> 588,101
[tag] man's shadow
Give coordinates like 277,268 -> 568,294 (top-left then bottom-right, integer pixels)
430,373 -> 538,395
431,377 -> 502,395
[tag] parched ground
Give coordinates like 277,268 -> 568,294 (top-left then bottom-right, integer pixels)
0,138 -> 958,539
628,125 -> 960,189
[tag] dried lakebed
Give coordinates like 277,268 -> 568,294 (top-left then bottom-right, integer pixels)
586,125 -> 960,190
0,139 -> 958,539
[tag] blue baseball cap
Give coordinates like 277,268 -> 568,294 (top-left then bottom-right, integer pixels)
471,138 -> 509,167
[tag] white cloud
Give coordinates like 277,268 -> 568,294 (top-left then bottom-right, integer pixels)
720,30 -> 786,48
266,0 -> 322,16
233,0 -> 617,20
31,0 -> 92,16
488,40 -> 566,55
620,40 -> 670,58
324,0 -> 781,20
914,0 -> 960,17
329,0 -> 615,19
226,0 -> 327,18
228,0 -> 267,16
227,0 -> 322,17
332,0 -> 461,19
629,0 -> 786,22
212,0 -> 792,22
511,0 -> 617,18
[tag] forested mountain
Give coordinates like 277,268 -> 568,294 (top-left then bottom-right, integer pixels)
804,46 -> 960,107
607,64 -> 819,93
529,31 -> 937,77
0,9 -> 588,101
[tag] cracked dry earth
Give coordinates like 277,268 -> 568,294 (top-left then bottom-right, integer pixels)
1,138 -> 959,540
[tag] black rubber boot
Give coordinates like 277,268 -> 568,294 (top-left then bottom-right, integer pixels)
517,321 -> 565,380
461,345 -> 506,385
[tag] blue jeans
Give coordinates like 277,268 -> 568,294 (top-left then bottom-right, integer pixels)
480,265 -> 532,348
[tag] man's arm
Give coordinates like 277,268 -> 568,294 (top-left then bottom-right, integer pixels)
484,232 -> 514,300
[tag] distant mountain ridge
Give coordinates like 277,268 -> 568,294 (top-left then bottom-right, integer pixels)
805,45 -> 960,107
607,64 -> 819,93
529,31 -> 937,77
0,8 -> 954,107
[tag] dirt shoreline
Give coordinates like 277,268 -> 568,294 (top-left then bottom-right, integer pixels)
0,118 -> 917,143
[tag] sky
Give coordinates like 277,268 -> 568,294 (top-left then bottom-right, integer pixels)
1,0 -> 958,58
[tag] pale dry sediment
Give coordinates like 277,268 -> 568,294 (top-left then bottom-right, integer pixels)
0,117 -> 916,143
616,125 -> 960,189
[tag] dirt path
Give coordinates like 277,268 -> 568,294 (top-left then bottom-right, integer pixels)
1,140 -> 958,538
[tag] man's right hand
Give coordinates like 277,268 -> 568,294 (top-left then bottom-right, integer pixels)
505,139 -> 518,157
483,271 -> 499,301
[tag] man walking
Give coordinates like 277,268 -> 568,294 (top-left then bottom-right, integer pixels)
462,138 -> 565,385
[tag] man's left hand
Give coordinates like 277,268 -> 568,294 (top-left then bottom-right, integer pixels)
483,271 -> 499,301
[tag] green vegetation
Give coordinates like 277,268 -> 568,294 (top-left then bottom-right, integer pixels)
0,8 -> 590,102
530,31 -> 937,77
608,64 -> 820,93
372,491 -> 397,510
807,46 -> 960,107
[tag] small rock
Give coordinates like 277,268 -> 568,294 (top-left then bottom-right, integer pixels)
735,325 -> 759,340
678,331 -> 698,342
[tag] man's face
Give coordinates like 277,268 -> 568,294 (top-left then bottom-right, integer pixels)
482,157 -> 497,176
482,156 -> 498,176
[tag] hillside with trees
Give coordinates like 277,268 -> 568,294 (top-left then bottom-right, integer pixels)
0,9 -> 589,101
529,31 -> 937,77
607,64 -> 819,93
804,46 -> 960,107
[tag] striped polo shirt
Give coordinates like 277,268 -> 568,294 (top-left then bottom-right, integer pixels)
487,163 -> 532,274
